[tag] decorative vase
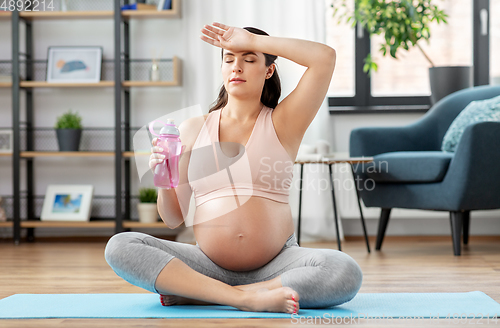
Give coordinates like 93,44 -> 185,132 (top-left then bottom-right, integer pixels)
429,66 -> 473,105
56,129 -> 82,151
137,203 -> 158,223
60,0 -> 67,11
150,63 -> 160,82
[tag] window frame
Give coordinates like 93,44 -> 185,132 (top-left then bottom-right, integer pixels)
328,0 -> 490,114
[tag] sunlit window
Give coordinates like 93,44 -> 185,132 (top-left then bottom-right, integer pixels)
371,0 -> 473,97
325,0 -> 355,97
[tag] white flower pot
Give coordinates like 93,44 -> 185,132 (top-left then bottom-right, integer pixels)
137,203 -> 158,223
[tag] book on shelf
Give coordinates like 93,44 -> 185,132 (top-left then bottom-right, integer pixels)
157,0 -> 172,11
121,3 -> 157,11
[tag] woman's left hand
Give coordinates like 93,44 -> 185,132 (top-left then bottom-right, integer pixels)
200,22 -> 255,52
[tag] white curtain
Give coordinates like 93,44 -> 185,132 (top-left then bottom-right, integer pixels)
177,0 -> 342,243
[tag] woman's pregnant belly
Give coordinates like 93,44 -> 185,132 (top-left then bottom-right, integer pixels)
193,196 -> 295,271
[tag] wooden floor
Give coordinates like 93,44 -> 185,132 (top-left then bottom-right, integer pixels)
0,235 -> 499,327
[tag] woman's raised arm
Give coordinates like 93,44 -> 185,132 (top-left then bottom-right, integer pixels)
201,22 -> 336,149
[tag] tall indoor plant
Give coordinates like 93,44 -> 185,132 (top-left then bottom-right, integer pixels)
54,109 -> 83,151
332,0 -> 472,104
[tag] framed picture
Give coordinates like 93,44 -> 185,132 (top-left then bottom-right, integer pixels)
41,185 -> 94,221
0,130 -> 13,153
46,46 -> 103,83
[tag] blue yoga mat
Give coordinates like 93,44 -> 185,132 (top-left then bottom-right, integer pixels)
0,292 -> 499,319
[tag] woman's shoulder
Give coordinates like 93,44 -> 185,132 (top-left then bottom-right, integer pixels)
179,113 -> 211,133
178,113 -> 211,151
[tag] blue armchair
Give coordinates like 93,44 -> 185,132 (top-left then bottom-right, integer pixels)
349,85 -> 500,256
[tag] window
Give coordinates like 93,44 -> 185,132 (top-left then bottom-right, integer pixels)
325,0 -> 355,97
326,0 -> 489,112
371,0 -> 473,97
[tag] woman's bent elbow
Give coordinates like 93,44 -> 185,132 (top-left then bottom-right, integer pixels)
319,46 -> 336,73
159,213 -> 184,229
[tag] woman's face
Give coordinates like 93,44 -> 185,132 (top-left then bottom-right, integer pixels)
221,49 -> 274,100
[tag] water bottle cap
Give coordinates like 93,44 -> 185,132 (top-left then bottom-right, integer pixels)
149,118 -> 180,137
159,118 -> 179,136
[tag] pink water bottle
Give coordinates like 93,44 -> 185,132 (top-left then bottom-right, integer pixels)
149,119 -> 182,188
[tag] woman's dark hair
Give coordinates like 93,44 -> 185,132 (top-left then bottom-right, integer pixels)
208,27 -> 281,113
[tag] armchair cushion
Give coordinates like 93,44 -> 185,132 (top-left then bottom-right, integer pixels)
365,151 -> 454,183
441,94 -> 500,152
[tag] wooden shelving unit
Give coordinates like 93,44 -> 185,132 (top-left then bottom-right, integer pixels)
18,55 -> 181,88
15,221 -> 169,229
6,1 -> 183,243
0,11 -> 12,19
20,81 -> 115,88
122,0 -> 180,20
20,151 -> 115,158
20,221 -> 115,228
19,11 -> 113,20
122,80 -> 179,87
123,151 -> 150,158
122,221 -> 168,228
123,56 -> 182,87
1,11 -> 12,236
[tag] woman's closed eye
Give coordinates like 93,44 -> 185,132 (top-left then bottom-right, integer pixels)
225,60 -> 254,63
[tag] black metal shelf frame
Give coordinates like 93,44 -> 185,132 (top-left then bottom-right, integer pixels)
10,0 -> 179,243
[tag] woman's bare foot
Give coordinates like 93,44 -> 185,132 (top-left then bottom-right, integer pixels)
160,286 -> 300,314
160,276 -> 283,306
234,276 -> 282,292
240,287 -> 300,314
160,294 -> 217,306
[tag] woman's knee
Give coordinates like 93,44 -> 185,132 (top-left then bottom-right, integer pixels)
314,249 -> 362,304
104,231 -> 145,268
327,250 -> 363,300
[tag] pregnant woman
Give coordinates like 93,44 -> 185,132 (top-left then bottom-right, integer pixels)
105,22 -> 362,314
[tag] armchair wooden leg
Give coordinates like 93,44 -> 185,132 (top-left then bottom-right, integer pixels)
375,208 -> 392,250
450,211 -> 463,256
462,211 -> 470,245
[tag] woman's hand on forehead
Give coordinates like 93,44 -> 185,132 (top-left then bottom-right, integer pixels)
200,22 -> 256,53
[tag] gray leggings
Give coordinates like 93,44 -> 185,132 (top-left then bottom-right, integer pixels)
105,232 -> 363,309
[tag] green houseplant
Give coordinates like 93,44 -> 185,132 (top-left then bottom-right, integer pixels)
54,110 -> 83,151
332,0 -> 471,104
137,187 -> 158,223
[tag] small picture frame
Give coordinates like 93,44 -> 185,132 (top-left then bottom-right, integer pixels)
0,130 -> 13,153
46,46 -> 103,83
41,185 -> 94,221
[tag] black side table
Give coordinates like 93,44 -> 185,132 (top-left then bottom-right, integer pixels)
295,157 -> 373,253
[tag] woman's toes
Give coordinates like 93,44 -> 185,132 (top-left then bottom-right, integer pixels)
284,289 -> 299,313
287,299 -> 297,311
160,294 -> 178,306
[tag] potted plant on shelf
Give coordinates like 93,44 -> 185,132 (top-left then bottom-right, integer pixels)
332,0 -> 472,105
54,110 -> 83,151
137,187 -> 159,223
